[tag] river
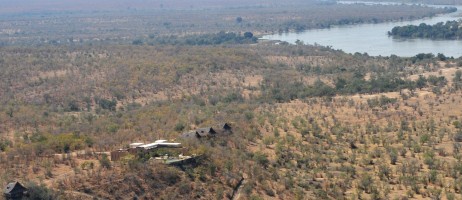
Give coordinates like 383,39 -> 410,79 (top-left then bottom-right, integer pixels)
261,2 -> 462,57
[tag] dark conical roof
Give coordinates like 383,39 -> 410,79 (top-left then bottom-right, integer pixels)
4,181 -> 26,194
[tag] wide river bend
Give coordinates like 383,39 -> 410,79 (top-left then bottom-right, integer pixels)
261,3 -> 462,57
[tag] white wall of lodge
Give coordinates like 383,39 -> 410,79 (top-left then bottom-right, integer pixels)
130,140 -> 181,150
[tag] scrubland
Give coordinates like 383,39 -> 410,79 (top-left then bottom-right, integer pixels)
1,1 -> 462,199
1,42 -> 462,199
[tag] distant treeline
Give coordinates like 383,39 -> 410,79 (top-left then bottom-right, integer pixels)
344,0 -> 461,5
388,20 -> 462,39
262,72 -> 447,102
133,31 -> 257,46
0,3 -> 453,46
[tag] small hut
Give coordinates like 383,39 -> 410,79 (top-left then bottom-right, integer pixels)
195,127 -> 217,138
215,123 -> 232,134
4,182 -> 27,199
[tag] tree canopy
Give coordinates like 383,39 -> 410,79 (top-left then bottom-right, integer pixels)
388,20 -> 462,40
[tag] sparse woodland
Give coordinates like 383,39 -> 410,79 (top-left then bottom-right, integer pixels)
1,0 -> 462,200
2,42 -> 462,199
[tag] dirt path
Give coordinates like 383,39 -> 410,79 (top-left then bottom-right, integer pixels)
231,177 -> 245,200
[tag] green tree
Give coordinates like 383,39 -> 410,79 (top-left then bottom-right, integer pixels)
244,32 -> 254,38
100,154 -> 111,169
416,75 -> 427,89
236,16 -> 243,23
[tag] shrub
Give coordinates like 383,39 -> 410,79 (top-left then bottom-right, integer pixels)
253,152 -> 269,168
24,182 -> 56,200
97,98 -> 117,111
100,154 -> 111,169
159,168 -> 181,186
178,182 -> 192,195
358,173 -> 373,193
454,132 -> 462,142
174,122 -> 186,132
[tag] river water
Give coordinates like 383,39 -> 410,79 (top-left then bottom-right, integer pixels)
261,3 -> 462,57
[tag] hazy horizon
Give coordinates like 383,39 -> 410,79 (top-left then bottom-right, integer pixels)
0,0 -> 324,14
